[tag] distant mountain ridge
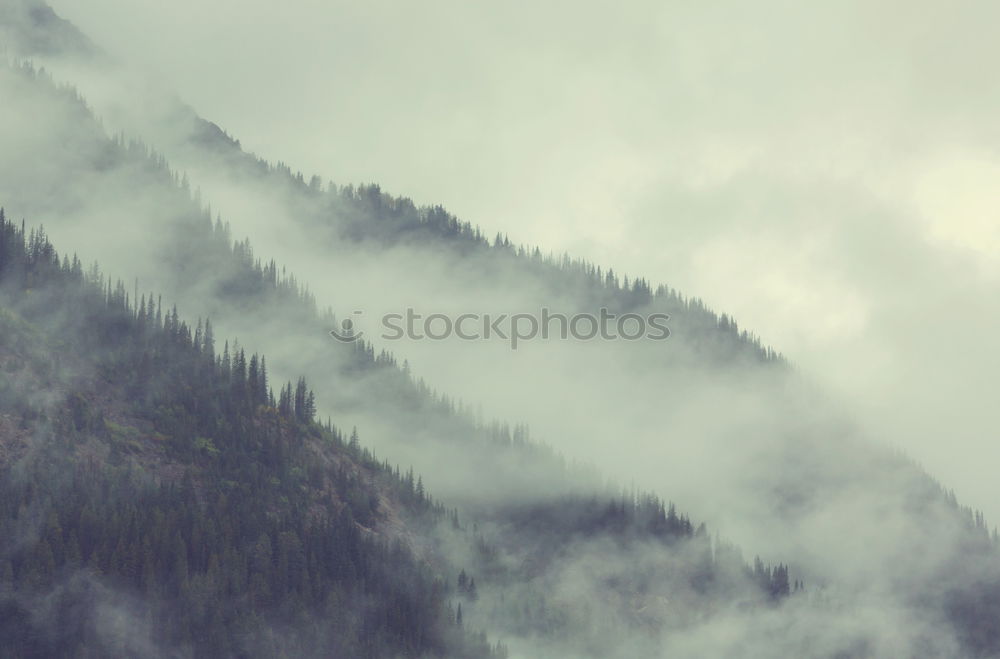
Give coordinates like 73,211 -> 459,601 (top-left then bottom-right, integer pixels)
0,0 -> 97,58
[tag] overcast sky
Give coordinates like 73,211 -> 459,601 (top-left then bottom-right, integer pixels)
49,0 -> 1000,519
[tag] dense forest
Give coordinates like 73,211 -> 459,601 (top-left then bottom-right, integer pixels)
4,4 -> 1000,655
0,211 -> 506,658
0,205 -> 812,656
0,210 -> 802,656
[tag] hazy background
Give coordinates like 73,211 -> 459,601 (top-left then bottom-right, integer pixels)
47,0 -> 1000,520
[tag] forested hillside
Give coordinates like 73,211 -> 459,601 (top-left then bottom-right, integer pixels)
0,212 -> 505,658
4,3 -> 1000,656
0,211 -> 801,657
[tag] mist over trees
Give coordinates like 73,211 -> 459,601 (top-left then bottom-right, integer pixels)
0,211 -> 797,657
3,2 -> 1000,657
0,212 -> 498,657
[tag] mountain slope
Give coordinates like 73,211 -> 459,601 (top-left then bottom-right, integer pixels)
4,5 -> 1000,657
0,215 -> 505,658
0,215 -> 810,658
0,0 -> 96,59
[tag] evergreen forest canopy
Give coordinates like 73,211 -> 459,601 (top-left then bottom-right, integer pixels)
0,212 -> 799,657
3,3 -> 1000,656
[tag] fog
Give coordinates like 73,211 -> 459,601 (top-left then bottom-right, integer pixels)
44,0 -> 1000,524
4,1 -> 1000,656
